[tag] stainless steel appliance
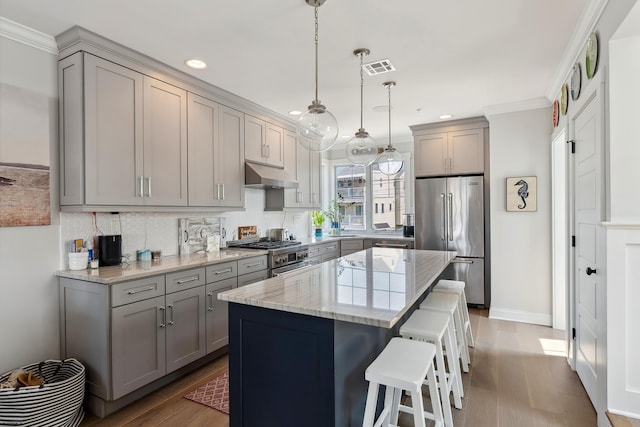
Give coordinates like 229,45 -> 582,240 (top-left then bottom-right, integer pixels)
415,175 -> 487,306
226,239 -> 310,277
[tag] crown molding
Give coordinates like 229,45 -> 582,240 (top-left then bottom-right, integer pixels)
545,0 -> 609,101
482,97 -> 550,117
0,17 -> 58,54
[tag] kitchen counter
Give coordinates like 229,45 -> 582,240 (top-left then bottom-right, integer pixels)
300,233 -> 415,245
219,248 -> 455,328
54,249 -> 267,284
220,248 -> 455,427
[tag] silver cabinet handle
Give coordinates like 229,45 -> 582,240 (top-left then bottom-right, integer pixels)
440,193 -> 446,241
266,145 -> 271,158
168,304 -> 174,325
375,243 -> 409,248
221,184 -> 225,200
145,177 -> 152,197
448,193 -> 453,241
245,262 -> 263,268
207,292 -> 214,311
159,306 -> 166,328
176,276 -> 199,284
213,267 -> 233,275
216,184 -> 220,200
139,176 -> 144,197
452,258 -> 473,264
127,285 -> 155,295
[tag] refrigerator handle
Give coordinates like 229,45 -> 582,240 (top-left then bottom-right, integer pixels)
448,193 -> 454,241
440,193 -> 446,241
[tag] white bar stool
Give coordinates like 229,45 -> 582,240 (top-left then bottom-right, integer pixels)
400,309 -> 463,427
420,292 -> 470,373
433,280 -> 475,348
362,337 -> 444,427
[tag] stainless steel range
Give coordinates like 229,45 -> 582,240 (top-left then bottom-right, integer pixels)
226,239 -> 310,276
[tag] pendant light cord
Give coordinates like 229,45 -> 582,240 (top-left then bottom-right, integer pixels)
359,52 -> 364,130
387,83 -> 392,149
314,5 -> 319,103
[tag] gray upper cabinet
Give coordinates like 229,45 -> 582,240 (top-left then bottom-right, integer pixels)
284,130 -> 321,209
187,94 -> 244,208
245,114 -> 285,168
60,52 -> 187,208
411,117 -> 488,177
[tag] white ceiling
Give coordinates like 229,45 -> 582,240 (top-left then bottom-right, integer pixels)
0,0 -> 592,148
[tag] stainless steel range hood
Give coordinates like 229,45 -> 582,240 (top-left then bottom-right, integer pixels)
245,162 -> 298,189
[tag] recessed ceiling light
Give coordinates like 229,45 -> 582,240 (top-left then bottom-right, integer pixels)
288,110 -> 302,116
185,59 -> 207,70
439,114 -> 454,119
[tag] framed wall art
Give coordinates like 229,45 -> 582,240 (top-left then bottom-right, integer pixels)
506,176 -> 537,212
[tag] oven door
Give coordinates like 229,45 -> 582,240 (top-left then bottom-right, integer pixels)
271,261 -> 313,277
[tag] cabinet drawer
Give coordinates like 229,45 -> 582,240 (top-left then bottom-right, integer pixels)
206,261 -> 237,283
207,276 -> 237,293
165,268 -> 206,294
322,242 -> 340,257
340,240 -> 363,251
308,244 -> 322,258
238,269 -> 270,287
373,240 -> 413,249
111,276 -> 165,307
238,255 -> 268,275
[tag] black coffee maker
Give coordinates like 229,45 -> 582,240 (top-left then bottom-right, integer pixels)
403,214 -> 414,238
98,235 -> 122,266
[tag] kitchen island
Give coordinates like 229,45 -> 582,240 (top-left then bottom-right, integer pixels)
218,248 -> 456,427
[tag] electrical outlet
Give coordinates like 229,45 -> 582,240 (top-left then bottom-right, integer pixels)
111,218 -> 120,234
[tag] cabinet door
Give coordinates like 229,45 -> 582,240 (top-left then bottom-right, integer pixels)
414,132 -> 447,177
308,150 -> 321,208
448,128 -> 484,174
217,105 -> 245,207
187,93 -> 219,206
111,295 -> 165,399
143,77 -> 188,206
244,115 -> 266,164
165,286 -> 206,374
84,54 -> 144,206
284,130 -> 301,207
206,277 -> 236,353
265,122 -> 284,168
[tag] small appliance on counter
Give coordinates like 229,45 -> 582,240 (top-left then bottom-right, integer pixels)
268,228 -> 289,242
178,217 -> 226,255
98,235 -> 122,266
403,214 -> 415,237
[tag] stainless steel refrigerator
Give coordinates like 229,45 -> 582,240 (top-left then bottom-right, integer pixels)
415,175 -> 487,306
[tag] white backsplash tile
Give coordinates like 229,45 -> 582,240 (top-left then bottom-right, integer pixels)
60,189 -> 311,268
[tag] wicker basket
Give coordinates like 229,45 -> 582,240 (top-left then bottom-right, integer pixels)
0,359 -> 85,427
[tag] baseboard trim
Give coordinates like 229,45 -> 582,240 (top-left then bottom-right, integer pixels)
489,307 -> 552,326
607,411 -> 640,427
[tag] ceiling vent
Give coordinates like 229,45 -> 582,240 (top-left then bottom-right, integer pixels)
363,59 -> 396,76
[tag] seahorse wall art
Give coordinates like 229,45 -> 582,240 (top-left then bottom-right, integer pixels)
506,176 -> 537,212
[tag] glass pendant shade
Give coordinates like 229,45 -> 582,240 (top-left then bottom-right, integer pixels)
378,147 -> 404,175
297,104 -> 339,151
346,131 -> 378,166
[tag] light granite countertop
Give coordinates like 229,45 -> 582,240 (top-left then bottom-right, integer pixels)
300,234 -> 415,246
218,248 -> 456,328
55,249 -> 267,284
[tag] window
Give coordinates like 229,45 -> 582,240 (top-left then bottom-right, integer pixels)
334,162 -> 406,232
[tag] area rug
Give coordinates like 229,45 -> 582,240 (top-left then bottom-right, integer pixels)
184,370 -> 229,415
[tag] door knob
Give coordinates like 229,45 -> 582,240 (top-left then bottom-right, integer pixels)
586,267 -> 597,276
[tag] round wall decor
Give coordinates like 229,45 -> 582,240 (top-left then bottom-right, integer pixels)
570,63 -> 582,101
586,32 -> 599,79
552,100 -> 559,128
560,83 -> 569,115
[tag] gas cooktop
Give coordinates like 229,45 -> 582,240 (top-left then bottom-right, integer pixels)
227,240 -> 302,250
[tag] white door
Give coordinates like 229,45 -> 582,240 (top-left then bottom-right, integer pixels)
572,89 -> 605,410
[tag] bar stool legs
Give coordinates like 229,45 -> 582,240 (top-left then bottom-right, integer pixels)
362,337 -> 444,427
400,309 -> 463,427
433,279 -> 475,348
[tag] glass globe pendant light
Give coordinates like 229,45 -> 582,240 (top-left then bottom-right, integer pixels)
346,48 -> 379,166
377,81 -> 404,175
297,0 -> 339,152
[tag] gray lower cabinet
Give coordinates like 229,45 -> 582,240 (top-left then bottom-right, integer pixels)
340,239 -> 364,256
206,277 -> 236,354
321,242 -> 340,262
363,238 -> 414,249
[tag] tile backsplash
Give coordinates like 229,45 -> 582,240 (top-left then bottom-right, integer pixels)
60,189 -> 311,268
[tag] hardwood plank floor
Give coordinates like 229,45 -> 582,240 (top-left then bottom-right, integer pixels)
81,309 -> 596,426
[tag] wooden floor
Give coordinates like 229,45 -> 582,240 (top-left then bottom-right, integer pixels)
81,309 -> 596,427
